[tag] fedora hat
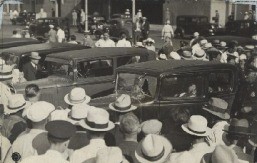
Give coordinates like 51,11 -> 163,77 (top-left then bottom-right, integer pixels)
109,94 -> 137,113
193,49 -> 206,60
202,97 -> 230,120
202,43 -> 213,50
224,118 -> 255,135
0,65 -> 13,81
182,115 -> 211,136
159,54 -> 168,60
95,147 -> 128,163
141,119 -> 162,135
64,87 -> 91,106
135,134 -> 172,163
30,52 -> 41,60
79,107 -> 115,131
68,104 -> 89,125
199,39 -> 208,47
181,50 -> 193,60
6,94 -> 27,114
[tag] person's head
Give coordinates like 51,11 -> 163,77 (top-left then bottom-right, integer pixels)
40,8 -> 44,12
120,33 -> 127,40
46,120 -> 76,153
120,112 -> 140,139
141,119 -> 162,135
239,54 -> 247,68
103,32 -> 109,40
13,30 -> 17,35
30,52 -> 41,65
25,84 -> 40,102
171,107 -> 190,125
142,17 -> 147,22
187,83 -> 197,95
70,35 -> 76,41
193,32 -> 199,38
215,10 -> 218,13
166,20 -> 170,25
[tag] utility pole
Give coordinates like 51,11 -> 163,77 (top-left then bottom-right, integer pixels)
85,0 -> 88,32
132,0 -> 135,23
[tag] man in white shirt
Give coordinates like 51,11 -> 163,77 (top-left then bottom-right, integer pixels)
70,108 -> 115,163
56,26 -> 65,43
161,20 -> 174,40
95,32 -> 115,47
116,34 -> 131,47
20,120 -> 76,163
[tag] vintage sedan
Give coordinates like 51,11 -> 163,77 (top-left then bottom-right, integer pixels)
90,60 -> 238,126
0,38 -> 40,50
14,47 -> 156,107
1,43 -> 88,71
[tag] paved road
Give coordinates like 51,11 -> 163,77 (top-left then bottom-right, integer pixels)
0,23 -> 185,51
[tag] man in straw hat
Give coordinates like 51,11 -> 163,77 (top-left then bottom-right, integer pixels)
7,101 -> 55,162
173,115 -> 214,163
70,107 -> 115,163
135,134 -> 172,163
1,94 -> 27,144
20,120 -> 76,163
22,52 -> 41,81
106,94 -> 138,146
190,32 -> 200,47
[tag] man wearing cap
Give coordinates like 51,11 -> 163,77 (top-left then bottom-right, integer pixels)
8,101 -> 55,162
22,52 -> 41,81
48,24 -> 57,43
70,107 -> 115,163
141,119 -> 162,136
20,120 -> 76,163
1,94 -> 27,144
161,20 -> 174,40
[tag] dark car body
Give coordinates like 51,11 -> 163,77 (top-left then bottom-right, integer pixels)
1,43 -> 88,71
12,12 -> 36,25
29,17 -> 70,41
175,15 -> 217,38
225,20 -> 257,38
0,38 -> 40,50
13,47 -> 156,107
90,60 -> 238,130
206,36 -> 257,46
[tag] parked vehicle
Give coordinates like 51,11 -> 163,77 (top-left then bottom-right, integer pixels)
225,20 -> 257,38
11,12 -> 36,25
29,17 -> 70,42
90,60 -> 238,131
13,47 -> 156,107
0,38 -> 40,50
206,36 -> 257,46
78,15 -> 106,34
1,43 -> 88,71
174,15 -> 218,38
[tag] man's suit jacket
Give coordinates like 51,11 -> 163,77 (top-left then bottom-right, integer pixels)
22,62 -> 37,81
141,21 -> 150,33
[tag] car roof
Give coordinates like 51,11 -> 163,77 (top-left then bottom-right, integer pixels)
177,15 -> 208,18
46,47 -> 156,61
117,60 -> 236,76
0,38 -> 40,49
206,36 -> 257,46
2,43 -> 88,56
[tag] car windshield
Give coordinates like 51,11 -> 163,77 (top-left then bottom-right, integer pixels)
44,61 -> 73,77
116,72 -> 157,103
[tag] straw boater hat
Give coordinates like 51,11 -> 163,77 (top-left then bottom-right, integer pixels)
202,43 -> 213,50
94,147 -> 129,163
202,97 -> 230,120
193,32 -> 199,37
217,41 -> 227,50
199,39 -> 208,47
27,101 -> 55,122
64,87 -> 91,106
6,94 -> 27,114
135,134 -> 172,163
79,107 -> 115,131
49,24 -> 54,29
182,115 -> 211,136
0,64 -> 13,81
159,54 -> 168,60
169,51 -> 181,60
109,94 -> 137,113
30,52 -> 41,60
141,119 -> 162,135
143,38 -> 155,44
193,48 -> 207,60
224,118 -> 255,135
68,104 -> 89,125
181,50 -> 193,60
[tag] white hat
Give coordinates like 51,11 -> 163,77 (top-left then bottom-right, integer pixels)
50,109 -> 69,121
193,32 -> 199,37
27,101 -> 55,122
166,20 -> 171,24
30,52 -> 41,60
168,151 -> 196,163
64,87 -> 91,106
79,107 -> 115,131
239,54 -> 247,60
202,43 -> 212,50
193,48 -> 207,60
202,97 -> 230,120
141,119 -> 162,135
181,115 -> 211,136
0,65 -> 13,81
68,104 -> 89,124
109,94 -> 137,113
135,134 -> 172,163
159,54 -> 168,60
135,42 -> 144,47
0,58 -> 5,65
169,52 -> 181,60
143,38 -> 155,44
199,39 -> 208,46
95,147 -> 126,163
6,94 -> 27,114
49,24 -> 54,29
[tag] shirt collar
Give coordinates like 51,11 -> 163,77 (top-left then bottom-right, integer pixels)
89,138 -> 106,146
45,150 -> 65,159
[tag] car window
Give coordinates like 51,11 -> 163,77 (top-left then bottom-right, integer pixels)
160,75 -> 204,100
208,71 -> 234,94
77,59 -> 113,78
43,61 -> 73,78
117,55 -> 146,67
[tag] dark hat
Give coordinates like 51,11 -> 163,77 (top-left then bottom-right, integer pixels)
212,39 -> 220,46
224,118 -> 255,136
46,120 -> 76,142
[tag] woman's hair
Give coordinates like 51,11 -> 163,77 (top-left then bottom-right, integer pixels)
171,107 -> 190,125
25,84 -> 40,98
